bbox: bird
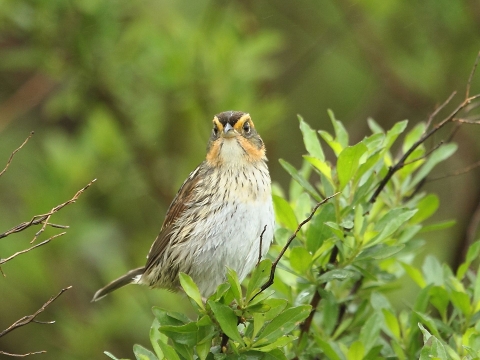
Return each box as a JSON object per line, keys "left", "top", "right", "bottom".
{"left": 92, "top": 111, "right": 274, "bottom": 301}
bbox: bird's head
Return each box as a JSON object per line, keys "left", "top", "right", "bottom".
{"left": 206, "top": 111, "right": 266, "bottom": 166}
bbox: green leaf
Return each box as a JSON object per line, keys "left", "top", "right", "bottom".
{"left": 272, "top": 194, "right": 297, "bottom": 231}
{"left": 315, "top": 337, "right": 342, "bottom": 360}
{"left": 104, "top": 352, "right": 124, "bottom": 360}
{"left": 419, "top": 219, "right": 456, "bottom": 233}
{"left": 133, "top": 344, "right": 159, "bottom": 360}
{"left": 289, "top": 246, "right": 313, "bottom": 274}
{"left": 226, "top": 268, "right": 243, "bottom": 305}
{"left": 367, "top": 118, "right": 384, "bottom": 134}
{"left": 411, "top": 143, "right": 457, "bottom": 188}
{"left": 207, "top": 300, "right": 244, "bottom": 345}
{"left": 306, "top": 203, "right": 336, "bottom": 253}
{"left": 429, "top": 286, "right": 449, "bottom": 318}
{"left": 318, "top": 269, "right": 359, "bottom": 283}
{"left": 401, "top": 263, "right": 426, "bottom": 288}
{"left": 337, "top": 142, "right": 368, "bottom": 190}
{"left": 256, "top": 305, "right": 311, "bottom": 343}
{"left": 410, "top": 194, "right": 439, "bottom": 224}
{"left": 254, "top": 335, "right": 295, "bottom": 352}
{"left": 356, "top": 244, "right": 405, "bottom": 261}
{"left": 304, "top": 155, "right": 332, "bottom": 181}
{"left": 457, "top": 241, "right": 480, "bottom": 280}
{"left": 371, "top": 208, "right": 417, "bottom": 244}
{"left": 299, "top": 115, "right": 324, "bottom": 160}
{"left": 158, "top": 323, "right": 198, "bottom": 346}
{"left": 415, "top": 312, "right": 441, "bottom": 339}
{"left": 179, "top": 273, "right": 205, "bottom": 311}
{"left": 384, "top": 120, "right": 408, "bottom": 150}
{"left": 347, "top": 340, "right": 365, "bottom": 360}
{"left": 279, "top": 159, "right": 322, "bottom": 201}
{"left": 382, "top": 309, "right": 400, "bottom": 340}
{"left": 152, "top": 307, "right": 190, "bottom": 326}
{"left": 319, "top": 130, "right": 343, "bottom": 156}
{"left": 246, "top": 259, "right": 272, "bottom": 301}
{"left": 156, "top": 339, "right": 181, "bottom": 360}
{"left": 474, "top": 264, "right": 480, "bottom": 304}
{"left": 150, "top": 319, "right": 166, "bottom": 359}
{"left": 402, "top": 122, "right": 426, "bottom": 153}
{"left": 422, "top": 255, "right": 444, "bottom": 286}
{"left": 328, "top": 109, "right": 349, "bottom": 148}
{"left": 418, "top": 323, "right": 448, "bottom": 360}
{"left": 450, "top": 290, "right": 471, "bottom": 316}
{"left": 359, "top": 312, "right": 381, "bottom": 353}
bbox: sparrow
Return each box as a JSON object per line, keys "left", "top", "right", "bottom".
{"left": 92, "top": 111, "right": 274, "bottom": 301}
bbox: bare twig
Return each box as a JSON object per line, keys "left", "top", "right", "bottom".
{"left": 0, "top": 350, "right": 47, "bottom": 357}
{"left": 0, "top": 132, "right": 34, "bottom": 178}
{"left": 0, "top": 232, "right": 66, "bottom": 266}
{"left": 258, "top": 192, "right": 340, "bottom": 294}
{"left": 452, "top": 117, "right": 480, "bottom": 124}
{"left": 0, "top": 179, "right": 96, "bottom": 241}
{"left": 257, "top": 225, "right": 267, "bottom": 266}
{"left": 424, "top": 92, "right": 457, "bottom": 133}
{"left": 427, "top": 160, "right": 480, "bottom": 183}
{"left": 0, "top": 286, "right": 72, "bottom": 338}
{"left": 466, "top": 51, "right": 480, "bottom": 100}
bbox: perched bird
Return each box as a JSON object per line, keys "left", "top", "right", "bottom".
{"left": 92, "top": 111, "right": 274, "bottom": 301}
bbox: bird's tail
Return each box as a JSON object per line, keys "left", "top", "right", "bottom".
{"left": 92, "top": 266, "right": 145, "bottom": 302}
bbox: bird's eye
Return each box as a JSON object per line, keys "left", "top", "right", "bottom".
{"left": 243, "top": 122, "right": 251, "bottom": 134}
{"left": 212, "top": 125, "right": 218, "bottom": 137}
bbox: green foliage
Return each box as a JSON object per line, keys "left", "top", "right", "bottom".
{"left": 108, "top": 115, "right": 480, "bottom": 359}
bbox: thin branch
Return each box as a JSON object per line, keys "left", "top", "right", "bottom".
{"left": 427, "top": 160, "right": 480, "bottom": 183}
{"left": 0, "top": 232, "right": 66, "bottom": 266}
{"left": 0, "top": 179, "right": 96, "bottom": 241}
{"left": 0, "top": 132, "right": 34, "bottom": 178}
{"left": 0, "top": 350, "right": 47, "bottom": 357}
{"left": 452, "top": 117, "right": 480, "bottom": 124}
{"left": 401, "top": 141, "right": 444, "bottom": 168}
{"left": 258, "top": 192, "right": 340, "bottom": 294}
{"left": 257, "top": 225, "right": 267, "bottom": 266}
{"left": 424, "top": 92, "right": 457, "bottom": 133}
{"left": 0, "top": 286, "right": 72, "bottom": 338}
{"left": 466, "top": 51, "right": 480, "bottom": 100}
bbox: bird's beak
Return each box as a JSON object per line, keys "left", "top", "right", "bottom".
{"left": 222, "top": 123, "right": 236, "bottom": 138}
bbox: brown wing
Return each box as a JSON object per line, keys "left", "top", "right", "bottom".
{"left": 144, "top": 163, "right": 203, "bottom": 270}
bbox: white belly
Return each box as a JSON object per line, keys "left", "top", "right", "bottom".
{"left": 187, "top": 197, "right": 274, "bottom": 296}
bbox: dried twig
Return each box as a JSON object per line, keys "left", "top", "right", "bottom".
{"left": 0, "top": 286, "right": 72, "bottom": 338}
{"left": 452, "top": 117, "right": 480, "bottom": 124}
{"left": 424, "top": 92, "right": 457, "bottom": 133}
{"left": 466, "top": 51, "right": 480, "bottom": 100}
{"left": 0, "top": 350, "right": 47, "bottom": 357}
{"left": 0, "top": 179, "right": 96, "bottom": 241}
{"left": 0, "top": 232, "right": 66, "bottom": 266}
{"left": 0, "top": 132, "right": 34, "bottom": 178}
{"left": 258, "top": 192, "right": 340, "bottom": 294}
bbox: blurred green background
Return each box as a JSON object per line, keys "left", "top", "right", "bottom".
{"left": 1, "top": 0, "right": 479, "bottom": 358}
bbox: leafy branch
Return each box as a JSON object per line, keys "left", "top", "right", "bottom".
{"left": 369, "top": 52, "right": 480, "bottom": 204}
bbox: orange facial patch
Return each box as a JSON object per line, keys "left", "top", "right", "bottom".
{"left": 237, "top": 136, "right": 265, "bottom": 162}
{"left": 206, "top": 139, "right": 222, "bottom": 166}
